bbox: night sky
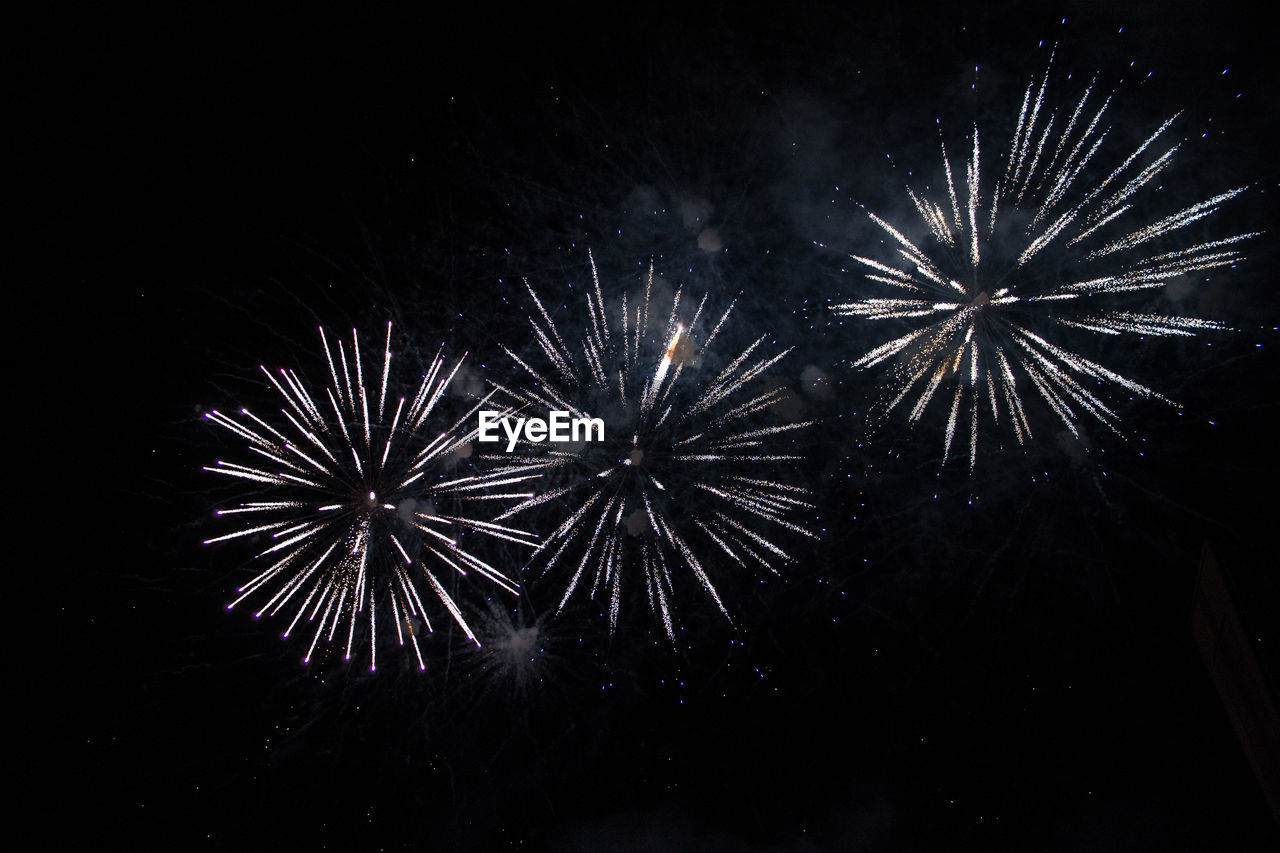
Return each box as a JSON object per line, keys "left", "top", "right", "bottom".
{"left": 47, "top": 1, "right": 1279, "bottom": 850}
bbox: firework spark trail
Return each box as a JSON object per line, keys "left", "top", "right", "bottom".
{"left": 834, "top": 68, "right": 1253, "bottom": 470}
{"left": 493, "top": 253, "right": 816, "bottom": 642}
{"left": 204, "top": 323, "right": 539, "bottom": 671}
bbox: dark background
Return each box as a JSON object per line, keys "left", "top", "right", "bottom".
{"left": 39, "top": 0, "right": 1279, "bottom": 849}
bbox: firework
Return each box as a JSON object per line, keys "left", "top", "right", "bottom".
{"left": 834, "top": 67, "right": 1252, "bottom": 470}
{"left": 203, "top": 323, "right": 539, "bottom": 671}
{"left": 457, "top": 593, "right": 565, "bottom": 704}
{"left": 492, "top": 253, "right": 816, "bottom": 642}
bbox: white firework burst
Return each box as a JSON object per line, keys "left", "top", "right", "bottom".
{"left": 835, "top": 66, "right": 1254, "bottom": 470}
{"left": 492, "top": 253, "right": 816, "bottom": 642}
{"left": 203, "top": 322, "right": 539, "bottom": 671}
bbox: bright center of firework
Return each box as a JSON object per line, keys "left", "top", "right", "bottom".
{"left": 615, "top": 441, "right": 664, "bottom": 482}
{"left": 574, "top": 405, "right": 672, "bottom": 491}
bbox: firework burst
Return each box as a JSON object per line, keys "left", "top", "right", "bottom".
{"left": 834, "top": 66, "right": 1253, "bottom": 470}
{"left": 492, "top": 253, "right": 816, "bottom": 642}
{"left": 203, "top": 323, "right": 539, "bottom": 671}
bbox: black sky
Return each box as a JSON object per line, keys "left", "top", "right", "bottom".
{"left": 41, "top": 1, "right": 1280, "bottom": 850}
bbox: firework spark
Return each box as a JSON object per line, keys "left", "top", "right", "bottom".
{"left": 203, "top": 323, "right": 539, "bottom": 671}
{"left": 492, "top": 253, "right": 816, "bottom": 642}
{"left": 834, "top": 67, "right": 1253, "bottom": 469}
